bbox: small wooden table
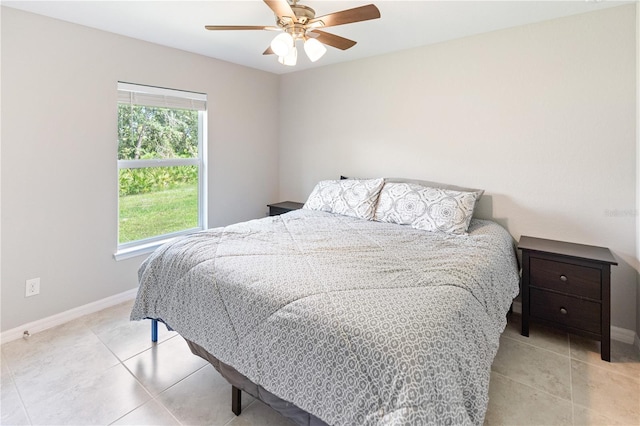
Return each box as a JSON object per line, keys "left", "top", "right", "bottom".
{"left": 267, "top": 201, "right": 304, "bottom": 216}
{"left": 518, "top": 236, "right": 617, "bottom": 361}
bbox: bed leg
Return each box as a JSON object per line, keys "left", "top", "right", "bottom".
{"left": 231, "top": 386, "right": 242, "bottom": 416}
{"left": 151, "top": 319, "right": 158, "bottom": 342}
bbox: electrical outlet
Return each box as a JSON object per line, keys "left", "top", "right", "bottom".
{"left": 25, "top": 278, "right": 40, "bottom": 297}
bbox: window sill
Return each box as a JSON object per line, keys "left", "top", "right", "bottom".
{"left": 113, "top": 238, "right": 174, "bottom": 261}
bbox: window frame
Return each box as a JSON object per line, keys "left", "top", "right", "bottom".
{"left": 114, "top": 82, "right": 207, "bottom": 261}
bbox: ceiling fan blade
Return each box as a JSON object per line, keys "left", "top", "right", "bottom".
{"left": 263, "top": 0, "right": 296, "bottom": 21}
{"left": 205, "top": 25, "right": 280, "bottom": 31}
{"left": 308, "top": 4, "right": 380, "bottom": 28}
{"left": 263, "top": 46, "right": 275, "bottom": 55}
{"left": 311, "top": 30, "right": 357, "bottom": 51}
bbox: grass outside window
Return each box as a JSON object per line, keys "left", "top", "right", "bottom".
{"left": 119, "top": 183, "right": 198, "bottom": 244}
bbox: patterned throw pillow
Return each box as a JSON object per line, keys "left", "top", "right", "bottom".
{"left": 303, "top": 178, "right": 385, "bottom": 221}
{"left": 374, "top": 182, "right": 478, "bottom": 234}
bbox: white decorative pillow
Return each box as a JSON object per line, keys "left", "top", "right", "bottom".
{"left": 374, "top": 182, "right": 478, "bottom": 234}
{"left": 385, "top": 177, "right": 484, "bottom": 203}
{"left": 303, "top": 178, "right": 384, "bottom": 221}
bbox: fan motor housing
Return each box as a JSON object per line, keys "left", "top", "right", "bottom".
{"left": 292, "top": 4, "right": 315, "bottom": 22}
{"left": 277, "top": 4, "right": 315, "bottom": 37}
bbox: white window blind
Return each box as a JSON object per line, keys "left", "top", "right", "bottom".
{"left": 117, "top": 82, "right": 207, "bottom": 111}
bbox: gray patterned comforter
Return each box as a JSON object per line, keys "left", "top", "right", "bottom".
{"left": 131, "top": 209, "right": 519, "bottom": 425}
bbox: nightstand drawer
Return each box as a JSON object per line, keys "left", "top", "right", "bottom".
{"left": 530, "top": 257, "right": 601, "bottom": 300}
{"left": 529, "top": 288, "right": 601, "bottom": 334}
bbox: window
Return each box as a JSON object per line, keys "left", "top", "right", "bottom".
{"left": 115, "top": 82, "right": 207, "bottom": 260}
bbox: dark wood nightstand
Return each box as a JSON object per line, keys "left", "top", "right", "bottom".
{"left": 267, "top": 201, "right": 304, "bottom": 216}
{"left": 518, "top": 236, "right": 617, "bottom": 361}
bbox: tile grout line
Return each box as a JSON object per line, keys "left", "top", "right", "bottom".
{"left": 570, "top": 356, "right": 640, "bottom": 382}
{"left": 570, "top": 401, "right": 624, "bottom": 425}
{"left": 154, "top": 363, "right": 211, "bottom": 426}
{"left": 107, "top": 363, "right": 155, "bottom": 425}
{"left": 222, "top": 398, "right": 259, "bottom": 426}
{"left": 2, "top": 321, "right": 125, "bottom": 425}
{"left": 145, "top": 362, "right": 212, "bottom": 425}
{"left": 87, "top": 312, "right": 155, "bottom": 425}
{"left": 502, "top": 330, "right": 640, "bottom": 382}
{"left": 566, "top": 341, "right": 640, "bottom": 380}
{"left": 1, "top": 346, "right": 35, "bottom": 425}
{"left": 87, "top": 308, "right": 205, "bottom": 426}
{"left": 568, "top": 333, "right": 640, "bottom": 381}
{"left": 567, "top": 356, "right": 640, "bottom": 425}
{"left": 97, "top": 325, "right": 190, "bottom": 426}
{"left": 501, "top": 326, "right": 640, "bottom": 423}
{"left": 4, "top": 303, "right": 209, "bottom": 426}
{"left": 568, "top": 333, "right": 575, "bottom": 426}
{"left": 501, "top": 333, "right": 572, "bottom": 359}
{"left": 490, "top": 370, "right": 574, "bottom": 405}
{"left": 87, "top": 315, "right": 158, "bottom": 426}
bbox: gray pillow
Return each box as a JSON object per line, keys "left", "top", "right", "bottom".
{"left": 374, "top": 182, "right": 478, "bottom": 235}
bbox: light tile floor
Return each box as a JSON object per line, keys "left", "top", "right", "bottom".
{"left": 1, "top": 300, "right": 639, "bottom": 425}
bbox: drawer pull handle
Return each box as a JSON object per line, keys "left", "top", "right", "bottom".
{"left": 560, "top": 307, "right": 568, "bottom": 315}
{"left": 559, "top": 275, "right": 568, "bottom": 282}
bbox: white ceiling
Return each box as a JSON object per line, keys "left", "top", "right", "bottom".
{"left": 1, "top": 1, "right": 630, "bottom": 75}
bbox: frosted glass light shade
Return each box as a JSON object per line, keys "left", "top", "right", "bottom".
{"left": 278, "top": 46, "right": 298, "bottom": 66}
{"left": 304, "top": 38, "right": 327, "bottom": 62}
{"left": 271, "top": 32, "right": 294, "bottom": 57}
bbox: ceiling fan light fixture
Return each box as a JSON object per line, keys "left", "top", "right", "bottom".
{"left": 271, "top": 32, "right": 294, "bottom": 57}
{"left": 304, "top": 37, "right": 327, "bottom": 62}
{"left": 205, "top": 1, "right": 381, "bottom": 67}
{"left": 278, "top": 46, "right": 298, "bottom": 66}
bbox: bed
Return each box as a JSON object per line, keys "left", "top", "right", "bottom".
{"left": 131, "top": 178, "right": 520, "bottom": 425}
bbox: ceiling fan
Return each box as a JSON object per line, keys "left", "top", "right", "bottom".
{"left": 205, "top": 0, "right": 381, "bottom": 66}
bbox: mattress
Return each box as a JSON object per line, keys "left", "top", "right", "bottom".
{"left": 131, "top": 209, "right": 520, "bottom": 425}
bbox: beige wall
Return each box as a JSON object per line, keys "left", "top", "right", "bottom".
{"left": 1, "top": 5, "right": 638, "bottom": 336}
{"left": 0, "top": 7, "right": 279, "bottom": 331}
{"left": 278, "top": 5, "right": 638, "bottom": 331}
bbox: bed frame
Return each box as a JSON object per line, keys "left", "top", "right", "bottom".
{"left": 150, "top": 319, "right": 327, "bottom": 425}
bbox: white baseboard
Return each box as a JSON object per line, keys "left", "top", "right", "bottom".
{"left": 0, "top": 288, "right": 138, "bottom": 344}
{"left": 511, "top": 300, "right": 638, "bottom": 345}
{"left": 611, "top": 326, "right": 637, "bottom": 345}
